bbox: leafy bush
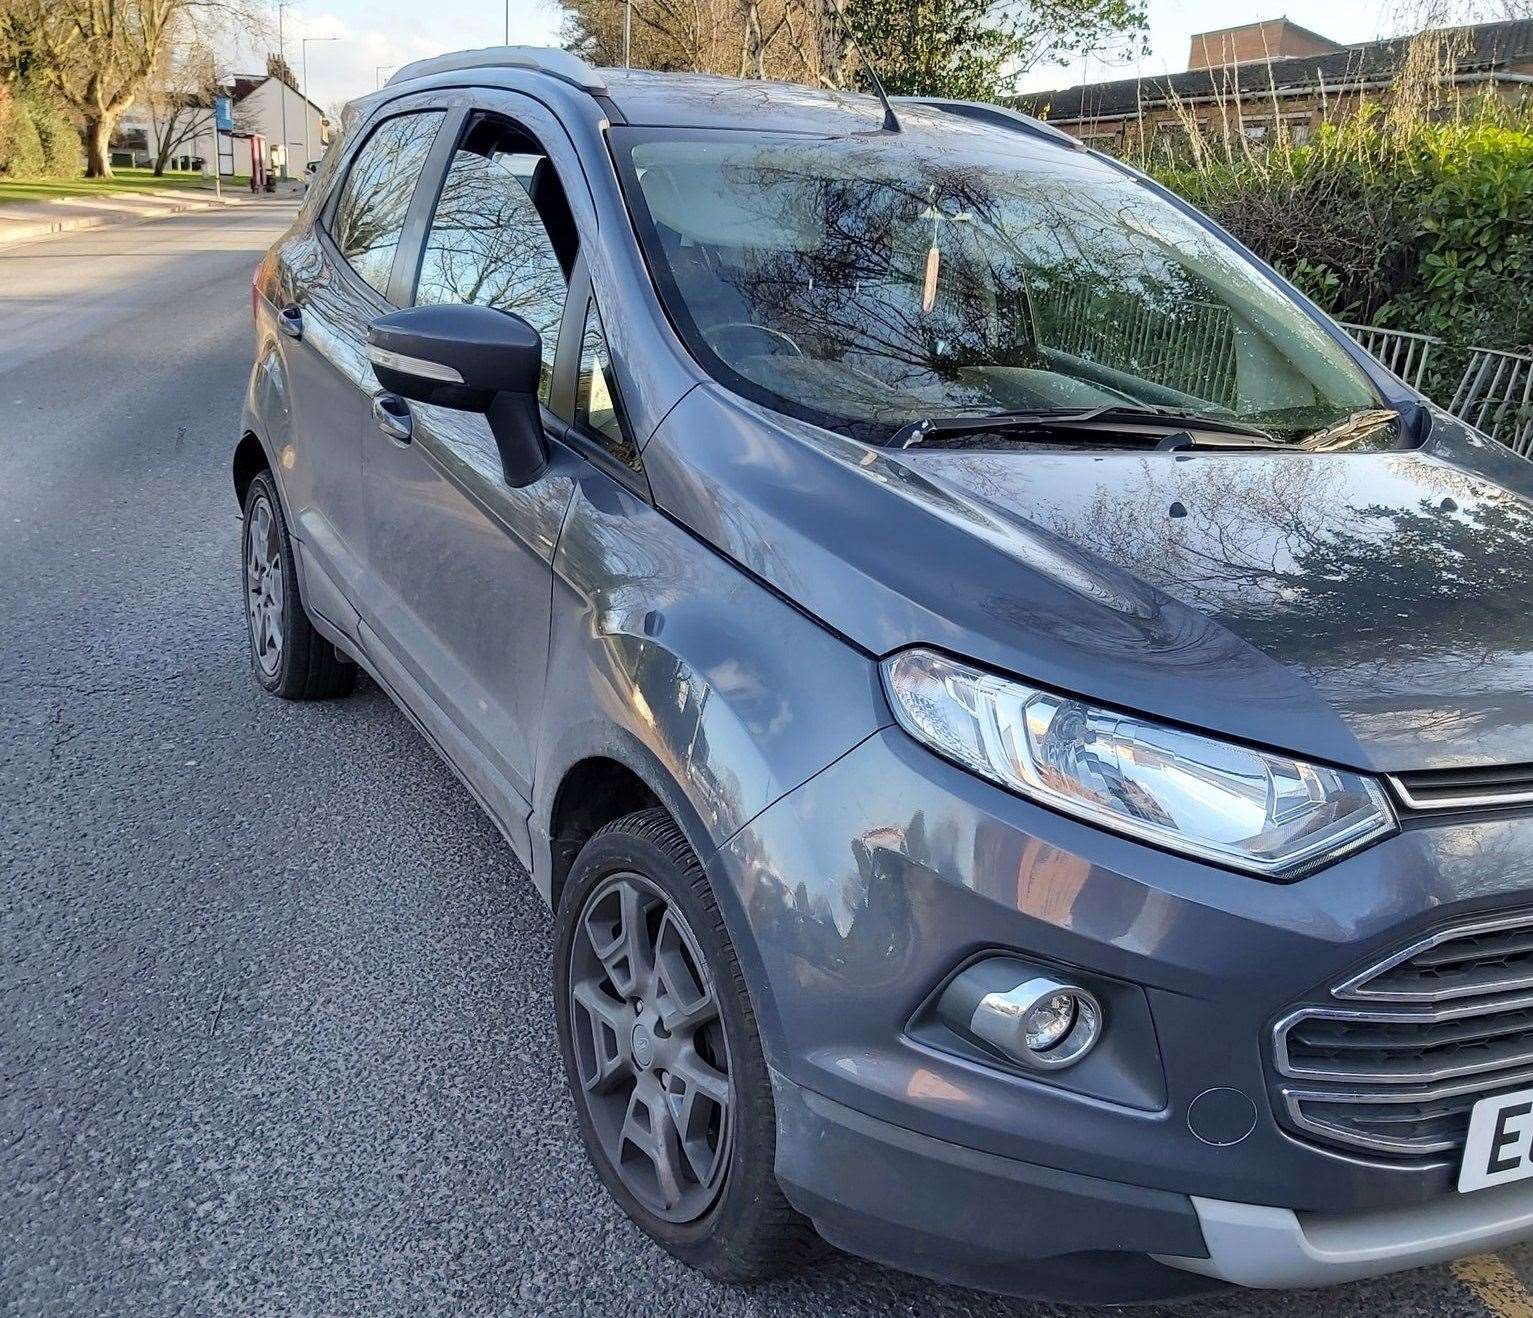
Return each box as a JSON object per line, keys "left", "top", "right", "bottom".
{"left": 1143, "top": 97, "right": 1533, "bottom": 398}
{"left": 27, "top": 94, "right": 81, "bottom": 176}
{"left": 0, "top": 84, "right": 82, "bottom": 177}
{"left": 1, "top": 88, "right": 46, "bottom": 176}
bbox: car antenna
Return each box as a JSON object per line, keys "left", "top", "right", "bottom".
{"left": 864, "top": 61, "right": 902, "bottom": 133}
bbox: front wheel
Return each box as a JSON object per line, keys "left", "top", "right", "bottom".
{"left": 553, "top": 807, "right": 821, "bottom": 1282}
{"left": 241, "top": 469, "right": 355, "bottom": 700}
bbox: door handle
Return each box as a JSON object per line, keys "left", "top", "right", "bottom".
{"left": 277, "top": 304, "right": 303, "bottom": 340}
{"left": 372, "top": 392, "right": 413, "bottom": 442}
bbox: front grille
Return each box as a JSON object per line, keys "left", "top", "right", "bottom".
{"left": 1274, "top": 911, "right": 1533, "bottom": 1158}
{"left": 1390, "top": 764, "right": 1533, "bottom": 812}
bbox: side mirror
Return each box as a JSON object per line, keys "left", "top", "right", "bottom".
{"left": 367, "top": 303, "right": 547, "bottom": 486}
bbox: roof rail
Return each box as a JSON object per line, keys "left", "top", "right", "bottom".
{"left": 892, "top": 96, "right": 1080, "bottom": 149}
{"left": 387, "top": 46, "right": 607, "bottom": 95}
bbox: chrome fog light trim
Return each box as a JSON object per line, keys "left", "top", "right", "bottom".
{"left": 940, "top": 966, "right": 1104, "bottom": 1070}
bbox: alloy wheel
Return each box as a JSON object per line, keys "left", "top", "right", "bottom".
{"left": 567, "top": 872, "right": 735, "bottom": 1224}
{"left": 245, "top": 493, "right": 284, "bottom": 678}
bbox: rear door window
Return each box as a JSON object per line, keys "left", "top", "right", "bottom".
{"left": 329, "top": 111, "right": 444, "bottom": 297}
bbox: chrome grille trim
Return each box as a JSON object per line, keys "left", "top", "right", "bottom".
{"left": 1334, "top": 910, "right": 1533, "bottom": 1003}
{"left": 1389, "top": 770, "right": 1533, "bottom": 812}
{"left": 1272, "top": 909, "right": 1533, "bottom": 1158}
{"left": 1279, "top": 1066, "right": 1533, "bottom": 1157}
{"left": 1274, "top": 997, "right": 1533, "bottom": 1084}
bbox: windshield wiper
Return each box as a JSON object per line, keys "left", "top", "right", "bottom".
{"left": 1300, "top": 407, "right": 1402, "bottom": 451}
{"left": 891, "top": 404, "right": 1284, "bottom": 450}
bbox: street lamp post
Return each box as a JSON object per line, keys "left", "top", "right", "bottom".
{"left": 276, "top": 0, "right": 289, "bottom": 180}
{"left": 301, "top": 36, "right": 337, "bottom": 171}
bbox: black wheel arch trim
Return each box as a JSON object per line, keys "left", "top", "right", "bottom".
{"left": 533, "top": 720, "right": 791, "bottom": 1074}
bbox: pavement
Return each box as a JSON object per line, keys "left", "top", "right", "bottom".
{"left": 0, "top": 180, "right": 304, "bottom": 249}
{"left": 3, "top": 202, "right": 1533, "bottom": 1317}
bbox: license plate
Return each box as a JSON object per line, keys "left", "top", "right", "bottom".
{"left": 1460, "top": 1088, "right": 1533, "bottom": 1192}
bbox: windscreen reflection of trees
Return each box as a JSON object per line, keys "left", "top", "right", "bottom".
{"left": 416, "top": 152, "right": 568, "bottom": 399}
{"left": 667, "top": 151, "right": 1241, "bottom": 423}
{"left": 332, "top": 114, "right": 443, "bottom": 295}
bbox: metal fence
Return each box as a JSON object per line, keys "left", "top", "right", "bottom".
{"left": 1340, "top": 324, "right": 1533, "bottom": 457}
{"left": 1339, "top": 322, "right": 1439, "bottom": 391}
{"left": 1449, "top": 346, "right": 1533, "bottom": 457}
{"left": 1034, "top": 288, "right": 1239, "bottom": 409}
{"left": 1027, "top": 297, "right": 1531, "bottom": 458}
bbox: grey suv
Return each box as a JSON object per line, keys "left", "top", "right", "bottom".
{"left": 236, "top": 46, "right": 1533, "bottom": 1303}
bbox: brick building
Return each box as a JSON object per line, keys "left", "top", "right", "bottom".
{"left": 1016, "top": 17, "right": 1533, "bottom": 153}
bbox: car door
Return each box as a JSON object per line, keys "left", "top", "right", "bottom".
{"left": 275, "top": 97, "right": 454, "bottom": 634}
{"left": 357, "top": 97, "right": 583, "bottom": 823}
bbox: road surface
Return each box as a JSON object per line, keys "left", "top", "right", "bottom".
{"left": 1, "top": 203, "right": 1528, "bottom": 1317}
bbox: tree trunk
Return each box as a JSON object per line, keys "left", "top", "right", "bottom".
{"left": 84, "top": 115, "right": 115, "bottom": 178}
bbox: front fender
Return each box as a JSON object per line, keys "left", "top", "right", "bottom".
{"left": 535, "top": 462, "right": 888, "bottom": 1064}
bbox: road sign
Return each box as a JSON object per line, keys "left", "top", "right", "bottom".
{"left": 213, "top": 95, "right": 233, "bottom": 133}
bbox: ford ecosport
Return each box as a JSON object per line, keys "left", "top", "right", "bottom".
{"left": 235, "top": 46, "right": 1533, "bottom": 1302}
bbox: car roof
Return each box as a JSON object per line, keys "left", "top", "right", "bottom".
{"left": 381, "top": 48, "right": 1078, "bottom": 150}
{"left": 600, "top": 69, "right": 890, "bottom": 133}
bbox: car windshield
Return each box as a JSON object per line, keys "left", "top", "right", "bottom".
{"left": 615, "top": 127, "right": 1381, "bottom": 444}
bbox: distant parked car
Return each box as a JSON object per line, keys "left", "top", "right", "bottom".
{"left": 235, "top": 46, "right": 1533, "bottom": 1304}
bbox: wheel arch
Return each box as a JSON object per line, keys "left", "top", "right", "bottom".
{"left": 232, "top": 429, "right": 274, "bottom": 511}
{"left": 538, "top": 726, "right": 715, "bottom": 917}
{"left": 536, "top": 723, "right": 795, "bottom": 1074}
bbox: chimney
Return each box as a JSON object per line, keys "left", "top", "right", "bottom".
{"left": 1188, "top": 18, "right": 1344, "bottom": 70}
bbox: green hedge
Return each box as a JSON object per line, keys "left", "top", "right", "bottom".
{"left": 1148, "top": 102, "right": 1533, "bottom": 397}
{"left": 0, "top": 84, "right": 81, "bottom": 178}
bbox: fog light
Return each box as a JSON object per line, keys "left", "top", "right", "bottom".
{"left": 937, "top": 963, "right": 1103, "bottom": 1070}
{"left": 1022, "top": 989, "right": 1078, "bottom": 1052}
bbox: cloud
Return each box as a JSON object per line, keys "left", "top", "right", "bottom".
{"left": 225, "top": 0, "right": 566, "bottom": 113}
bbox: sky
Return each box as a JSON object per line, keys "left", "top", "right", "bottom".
{"left": 245, "top": 0, "right": 1422, "bottom": 114}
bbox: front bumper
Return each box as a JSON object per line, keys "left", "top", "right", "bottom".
{"left": 773, "top": 1065, "right": 1533, "bottom": 1299}
{"left": 1161, "top": 1183, "right": 1533, "bottom": 1289}
{"left": 710, "top": 726, "right": 1533, "bottom": 1296}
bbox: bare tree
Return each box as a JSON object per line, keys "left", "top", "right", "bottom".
{"left": 15, "top": 0, "right": 265, "bottom": 178}
{"left": 144, "top": 37, "right": 221, "bottom": 175}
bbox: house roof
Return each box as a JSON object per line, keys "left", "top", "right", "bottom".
{"left": 1017, "top": 17, "right": 1533, "bottom": 123}
{"left": 229, "top": 73, "right": 329, "bottom": 122}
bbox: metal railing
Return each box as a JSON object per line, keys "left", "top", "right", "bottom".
{"left": 1450, "top": 346, "right": 1533, "bottom": 457}
{"left": 1027, "top": 299, "right": 1533, "bottom": 459}
{"left": 1339, "top": 322, "right": 1439, "bottom": 390}
{"left": 1034, "top": 289, "right": 1239, "bottom": 409}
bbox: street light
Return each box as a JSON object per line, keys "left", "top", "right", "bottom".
{"left": 301, "top": 36, "right": 337, "bottom": 171}
{"left": 277, "top": 0, "right": 289, "bottom": 179}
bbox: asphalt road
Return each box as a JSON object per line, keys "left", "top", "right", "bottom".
{"left": 1, "top": 202, "right": 1529, "bottom": 1318}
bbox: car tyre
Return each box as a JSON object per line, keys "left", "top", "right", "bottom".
{"left": 241, "top": 469, "right": 355, "bottom": 700}
{"left": 554, "top": 806, "right": 823, "bottom": 1282}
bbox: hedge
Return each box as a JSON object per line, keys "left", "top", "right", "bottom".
{"left": 0, "top": 84, "right": 82, "bottom": 178}
{"left": 1146, "top": 99, "right": 1533, "bottom": 398}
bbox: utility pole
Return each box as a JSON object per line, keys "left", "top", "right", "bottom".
{"left": 505, "top": 0, "right": 510, "bottom": 44}
{"left": 208, "top": 52, "right": 221, "bottom": 201}
{"left": 624, "top": 0, "right": 632, "bottom": 67}
{"left": 301, "top": 36, "right": 337, "bottom": 171}
{"left": 277, "top": 0, "right": 290, "bottom": 180}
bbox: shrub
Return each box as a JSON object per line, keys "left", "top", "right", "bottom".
{"left": 1140, "top": 95, "right": 1533, "bottom": 399}
{"left": 27, "top": 94, "right": 81, "bottom": 176}
{"left": 1, "top": 89, "right": 46, "bottom": 177}
{"left": 0, "top": 84, "right": 83, "bottom": 178}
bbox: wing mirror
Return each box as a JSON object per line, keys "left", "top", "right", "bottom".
{"left": 367, "top": 303, "right": 547, "bottom": 487}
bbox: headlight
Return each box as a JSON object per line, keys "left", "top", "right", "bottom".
{"left": 882, "top": 648, "right": 1395, "bottom": 879}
